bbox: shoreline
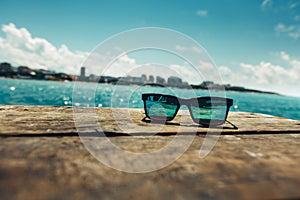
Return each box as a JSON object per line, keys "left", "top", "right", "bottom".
{"left": 1, "top": 76, "right": 281, "bottom": 96}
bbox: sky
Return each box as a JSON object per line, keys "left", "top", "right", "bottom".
{"left": 0, "top": 0, "right": 299, "bottom": 96}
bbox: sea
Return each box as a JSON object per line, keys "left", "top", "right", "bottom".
{"left": 1, "top": 78, "right": 299, "bottom": 120}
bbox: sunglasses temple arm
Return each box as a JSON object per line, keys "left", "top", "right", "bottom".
{"left": 226, "top": 120, "right": 238, "bottom": 130}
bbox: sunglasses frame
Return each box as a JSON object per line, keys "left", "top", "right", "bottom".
{"left": 142, "top": 93, "right": 233, "bottom": 126}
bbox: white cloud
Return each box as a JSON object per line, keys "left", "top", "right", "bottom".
{"left": 118, "top": 53, "right": 136, "bottom": 65}
{"left": 288, "top": 31, "right": 300, "bottom": 39}
{"left": 196, "top": 10, "right": 208, "bottom": 17}
{"left": 0, "top": 23, "right": 214, "bottom": 81}
{"left": 289, "top": 2, "right": 298, "bottom": 9}
{"left": 174, "top": 45, "right": 203, "bottom": 54}
{"left": 0, "top": 23, "right": 142, "bottom": 77}
{"left": 0, "top": 23, "right": 89, "bottom": 75}
{"left": 103, "top": 53, "right": 138, "bottom": 77}
{"left": 294, "top": 15, "right": 300, "bottom": 21}
{"left": 175, "top": 45, "right": 187, "bottom": 51}
{"left": 269, "top": 1, "right": 300, "bottom": 40}
{"left": 275, "top": 23, "right": 295, "bottom": 32}
{"left": 280, "top": 51, "right": 300, "bottom": 71}
{"left": 169, "top": 64, "right": 202, "bottom": 84}
{"left": 261, "top": 0, "right": 272, "bottom": 8}
{"left": 192, "top": 46, "right": 203, "bottom": 54}
{"left": 218, "top": 52, "right": 300, "bottom": 96}
{"left": 275, "top": 23, "right": 300, "bottom": 39}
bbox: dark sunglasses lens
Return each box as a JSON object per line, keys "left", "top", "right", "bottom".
{"left": 191, "top": 99, "right": 229, "bottom": 125}
{"left": 145, "top": 95, "right": 178, "bottom": 120}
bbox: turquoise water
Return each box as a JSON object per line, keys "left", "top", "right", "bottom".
{"left": 1, "top": 78, "right": 300, "bottom": 120}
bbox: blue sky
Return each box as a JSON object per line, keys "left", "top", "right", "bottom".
{"left": 0, "top": 0, "right": 299, "bottom": 96}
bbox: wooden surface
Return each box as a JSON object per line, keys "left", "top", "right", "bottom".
{"left": 0, "top": 105, "right": 300, "bottom": 199}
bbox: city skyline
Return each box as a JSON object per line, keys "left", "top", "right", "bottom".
{"left": 0, "top": 62, "right": 279, "bottom": 95}
{"left": 0, "top": 62, "right": 190, "bottom": 86}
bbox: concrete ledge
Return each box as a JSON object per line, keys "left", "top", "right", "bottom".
{"left": 0, "top": 105, "right": 300, "bottom": 199}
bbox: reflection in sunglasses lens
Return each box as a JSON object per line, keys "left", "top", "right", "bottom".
{"left": 146, "top": 97, "right": 177, "bottom": 119}
{"left": 191, "top": 106, "right": 227, "bottom": 121}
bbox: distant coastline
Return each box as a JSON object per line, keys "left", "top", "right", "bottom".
{"left": 0, "top": 62, "right": 280, "bottom": 96}
{"left": 190, "top": 83, "right": 280, "bottom": 95}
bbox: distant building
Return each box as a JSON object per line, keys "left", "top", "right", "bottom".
{"left": 148, "top": 75, "right": 154, "bottom": 83}
{"left": 131, "top": 76, "right": 143, "bottom": 84}
{"left": 199, "top": 81, "right": 214, "bottom": 89}
{"left": 99, "top": 76, "right": 117, "bottom": 83}
{"left": 156, "top": 76, "right": 165, "bottom": 85}
{"left": 35, "top": 69, "right": 55, "bottom": 80}
{"left": 141, "top": 74, "right": 147, "bottom": 83}
{"left": 167, "top": 76, "right": 182, "bottom": 86}
{"left": 0, "top": 62, "right": 17, "bottom": 77}
{"left": 55, "top": 73, "right": 73, "bottom": 81}
{"left": 78, "top": 66, "right": 86, "bottom": 81}
{"left": 88, "top": 74, "right": 100, "bottom": 82}
{"left": 17, "top": 66, "right": 36, "bottom": 79}
{"left": 118, "top": 76, "right": 143, "bottom": 85}
{"left": 18, "top": 66, "right": 31, "bottom": 74}
{"left": 182, "top": 81, "right": 189, "bottom": 86}
{"left": 80, "top": 66, "right": 85, "bottom": 77}
{"left": 69, "top": 75, "right": 78, "bottom": 81}
{"left": 0, "top": 62, "right": 12, "bottom": 71}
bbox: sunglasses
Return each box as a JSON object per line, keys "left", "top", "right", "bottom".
{"left": 142, "top": 93, "right": 233, "bottom": 126}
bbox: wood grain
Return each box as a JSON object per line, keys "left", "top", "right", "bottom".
{"left": 0, "top": 105, "right": 299, "bottom": 199}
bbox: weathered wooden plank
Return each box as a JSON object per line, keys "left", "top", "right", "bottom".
{"left": 0, "top": 105, "right": 299, "bottom": 135}
{"left": 0, "top": 105, "right": 299, "bottom": 199}
{"left": 0, "top": 134, "right": 300, "bottom": 199}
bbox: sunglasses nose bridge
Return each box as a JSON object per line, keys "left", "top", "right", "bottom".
{"left": 179, "top": 98, "right": 198, "bottom": 107}
{"left": 179, "top": 98, "right": 189, "bottom": 106}
{"left": 177, "top": 98, "right": 198, "bottom": 123}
